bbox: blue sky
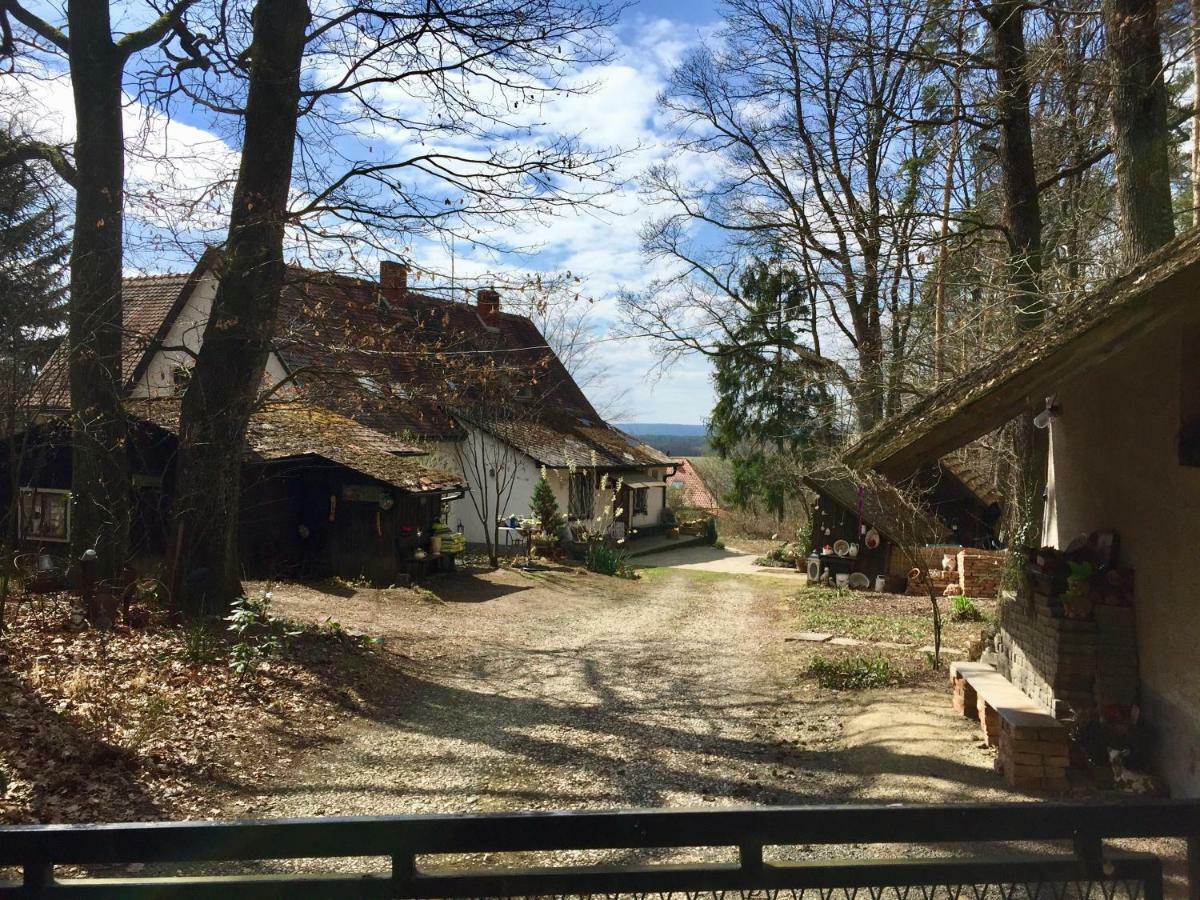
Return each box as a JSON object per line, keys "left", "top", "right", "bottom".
{"left": 13, "top": 0, "right": 727, "bottom": 426}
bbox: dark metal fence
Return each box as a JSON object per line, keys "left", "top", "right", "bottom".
{"left": 2, "top": 800, "right": 1199, "bottom": 900}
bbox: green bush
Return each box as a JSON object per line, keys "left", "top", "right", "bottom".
{"left": 586, "top": 542, "right": 624, "bottom": 577}
{"left": 225, "top": 591, "right": 297, "bottom": 677}
{"left": 807, "top": 654, "right": 896, "bottom": 690}
{"left": 951, "top": 595, "right": 985, "bottom": 622}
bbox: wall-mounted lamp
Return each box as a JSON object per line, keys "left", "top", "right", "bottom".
{"left": 1033, "top": 395, "right": 1062, "bottom": 430}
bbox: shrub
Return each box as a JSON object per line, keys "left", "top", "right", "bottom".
{"left": 951, "top": 596, "right": 984, "bottom": 622}
{"left": 703, "top": 515, "right": 719, "bottom": 545}
{"left": 807, "top": 654, "right": 896, "bottom": 690}
{"left": 585, "top": 542, "right": 625, "bottom": 577}
{"left": 225, "top": 590, "right": 297, "bottom": 677}
{"left": 182, "top": 619, "right": 220, "bottom": 664}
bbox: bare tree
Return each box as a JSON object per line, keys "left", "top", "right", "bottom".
{"left": 0, "top": 0, "right": 197, "bottom": 587}
{"left": 172, "top": 0, "right": 309, "bottom": 613}
{"left": 159, "top": 0, "right": 623, "bottom": 611}
{"left": 620, "top": 0, "right": 937, "bottom": 432}
{"left": 448, "top": 405, "right": 528, "bottom": 569}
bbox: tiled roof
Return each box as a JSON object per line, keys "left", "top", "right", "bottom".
{"left": 35, "top": 272, "right": 195, "bottom": 408}
{"left": 477, "top": 414, "right": 673, "bottom": 468}
{"left": 34, "top": 255, "right": 670, "bottom": 471}
{"left": 273, "top": 267, "right": 671, "bottom": 466}
{"left": 129, "top": 399, "right": 465, "bottom": 494}
{"left": 671, "top": 458, "right": 721, "bottom": 510}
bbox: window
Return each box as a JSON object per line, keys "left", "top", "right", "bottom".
{"left": 568, "top": 472, "right": 594, "bottom": 520}
{"left": 171, "top": 364, "right": 191, "bottom": 394}
{"left": 19, "top": 488, "right": 70, "bottom": 542}
{"left": 671, "top": 479, "right": 685, "bottom": 489}
{"left": 633, "top": 487, "right": 649, "bottom": 516}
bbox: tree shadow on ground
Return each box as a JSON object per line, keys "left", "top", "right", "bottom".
{"left": 421, "top": 573, "right": 535, "bottom": 604}
{"left": 0, "top": 672, "right": 163, "bottom": 824}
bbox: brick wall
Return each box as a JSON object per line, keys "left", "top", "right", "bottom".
{"left": 997, "top": 594, "right": 1139, "bottom": 719}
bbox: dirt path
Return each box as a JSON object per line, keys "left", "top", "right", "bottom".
{"left": 243, "top": 568, "right": 1019, "bottom": 821}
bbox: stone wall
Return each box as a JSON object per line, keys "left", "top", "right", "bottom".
{"left": 997, "top": 595, "right": 1139, "bottom": 719}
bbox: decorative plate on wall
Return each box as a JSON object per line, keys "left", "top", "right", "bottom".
{"left": 864, "top": 528, "right": 881, "bottom": 550}
{"left": 833, "top": 539, "right": 851, "bottom": 557}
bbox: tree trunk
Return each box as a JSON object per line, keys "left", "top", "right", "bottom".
{"left": 989, "top": 0, "right": 1044, "bottom": 329}
{"left": 1193, "top": 0, "right": 1200, "bottom": 227}
{"left": 1104, "top": 0, "right": 1175, "bottom": 260}
{"left": 66, "top": 2, "right": 129, "bottom": 586}
{"left": 985, "top": 0, "right": 1049, "bottom": 544}
{"left": 172, "top": 0, "right": 309, "bottom": 616}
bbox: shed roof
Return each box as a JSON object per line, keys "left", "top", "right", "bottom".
{"left": 803, "top": 469, "right": 951, "bottom": 546}
{"left": 844, "top": 229, "right": 1200, "bottom": 476}
{"left": 129, "top": 399, "right": 465, "bottom": 494}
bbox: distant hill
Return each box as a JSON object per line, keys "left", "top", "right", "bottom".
{"left": 616, "top": 422, "right": 707, "bottom": 437}
{"left": 617, "top": 423, "right": 709, "bottom": 457}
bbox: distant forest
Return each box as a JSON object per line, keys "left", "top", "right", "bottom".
{"left": 617, "top": 423, "right": 710, "bottom": 458}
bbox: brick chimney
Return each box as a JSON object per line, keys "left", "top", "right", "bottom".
{"left": 379, "top": 260, "right": 408, "bottom": 303}
{"left": 477, "top": 287, "right": 500, "bottom": 317}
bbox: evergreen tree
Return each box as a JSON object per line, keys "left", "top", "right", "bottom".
{"left": 529, "top": 468, "right": 564, "bottom": 538}
{"left": 708, "top": 262, "right": 834, "bottom": 521}
{"left": 0, "top": 134, "right": 68, "bottom": 412}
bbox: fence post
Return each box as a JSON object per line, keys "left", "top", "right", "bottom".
{"left": 392, "top": 848, "right": 416, "bottom": 898}
{"left": 1188, "top": 833, "right": 1199, "bottom": 900}
{"left": 23, "top": 858, "right": 51, "bottom": 897}
{"left": 739, "top": 844, "right": 764, "bottom": 874}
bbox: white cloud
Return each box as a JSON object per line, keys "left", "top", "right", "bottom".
{"left": 3, "top": 10, "right": 718, "bottom": 424}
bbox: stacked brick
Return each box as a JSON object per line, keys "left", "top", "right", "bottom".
{"left": 905, "top": 547, "right": 1005, "bottom": 598}
{"left": 1094, "top": 605, "right": 1139, "bottom": 709}
{"left": 957, "top": 549, "right": 1005, "bottom": 598}
{"left": 906, "top": 567, "right": 959, "bottom": 597}
{"left": 950, "top": 662, "right": 1070, "bottom": 793}
{"left": 997, "top": 718, "right": 1070, "bottom": 792}
{"left": 977, "top": 694, "right": 1001, "bottom": 748}
{"left": 997, "top": 548, "right": 1138, "bottom": 721}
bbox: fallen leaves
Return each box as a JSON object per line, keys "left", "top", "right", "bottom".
{"left": 0, "top": 599, "right": 388, "bottom": 825}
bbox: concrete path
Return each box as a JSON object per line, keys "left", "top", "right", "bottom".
{"left": 632, "top": 544, "right": 807, "bottom": 578}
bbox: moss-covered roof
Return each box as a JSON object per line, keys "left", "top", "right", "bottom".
{"left": 845, "top": 228, "right": 1200, "bottom": 476}
{"left": 128, "top": 399, "right": 465, "bottom": 494}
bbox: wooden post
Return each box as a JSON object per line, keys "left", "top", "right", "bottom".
{"left": 1187, "top": 833, "right": 1200, "bottom": 900}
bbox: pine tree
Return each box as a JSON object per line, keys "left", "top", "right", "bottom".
{"left": 0, "top": 134, "right": 68, "bottom": 413}
{"left": 708, "top": 262, "right": 834, "bottom": 521}
{"left": 530, "top": 468, "right": 564, "bottom": 539}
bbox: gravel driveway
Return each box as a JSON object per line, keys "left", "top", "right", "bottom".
{"left": 242, "top": 567, "right": 1019, "bottom": 821}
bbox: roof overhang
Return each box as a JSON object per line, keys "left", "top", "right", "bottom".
{"left": 845, "top": 230, "right": 1200, "bottom": 477}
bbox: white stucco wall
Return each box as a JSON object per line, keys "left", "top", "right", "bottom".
{"left": 130, "top": 269, "right": 295, "bottom": 400}
{"left": 1044, "top": 321, "right": 1200, "bottom": 796}
{"left": 434, "top": 436, "right": 669, "bottom": 546}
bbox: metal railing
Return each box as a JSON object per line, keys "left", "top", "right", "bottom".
{"left": 2, "top": 800, "right": 1198, "bottom": 899}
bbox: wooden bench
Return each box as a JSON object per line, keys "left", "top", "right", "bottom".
{"left": 950, "top": 661, "right": 1070, "bottom": 793}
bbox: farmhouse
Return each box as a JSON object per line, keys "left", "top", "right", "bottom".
{"left": 268, "top": 259, "right": 676, "bottom": 547}
{"left": 844, "top": 228, "right": 1200, "bottom": 795}
{"left": 12, "top": 253, "right": 672, "bottom": 576}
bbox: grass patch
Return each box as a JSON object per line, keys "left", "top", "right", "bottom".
{"left": 633, "top": 566, "right": 741, "bottom": 585}
{"left": 807, "top": 654, "right": 897, "bottom": 690}
{"left": 950, "top": 596, "right": 985, "bottom": 622}
{"left": 795, "top": 586, "right": 928, "bottom": 643}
